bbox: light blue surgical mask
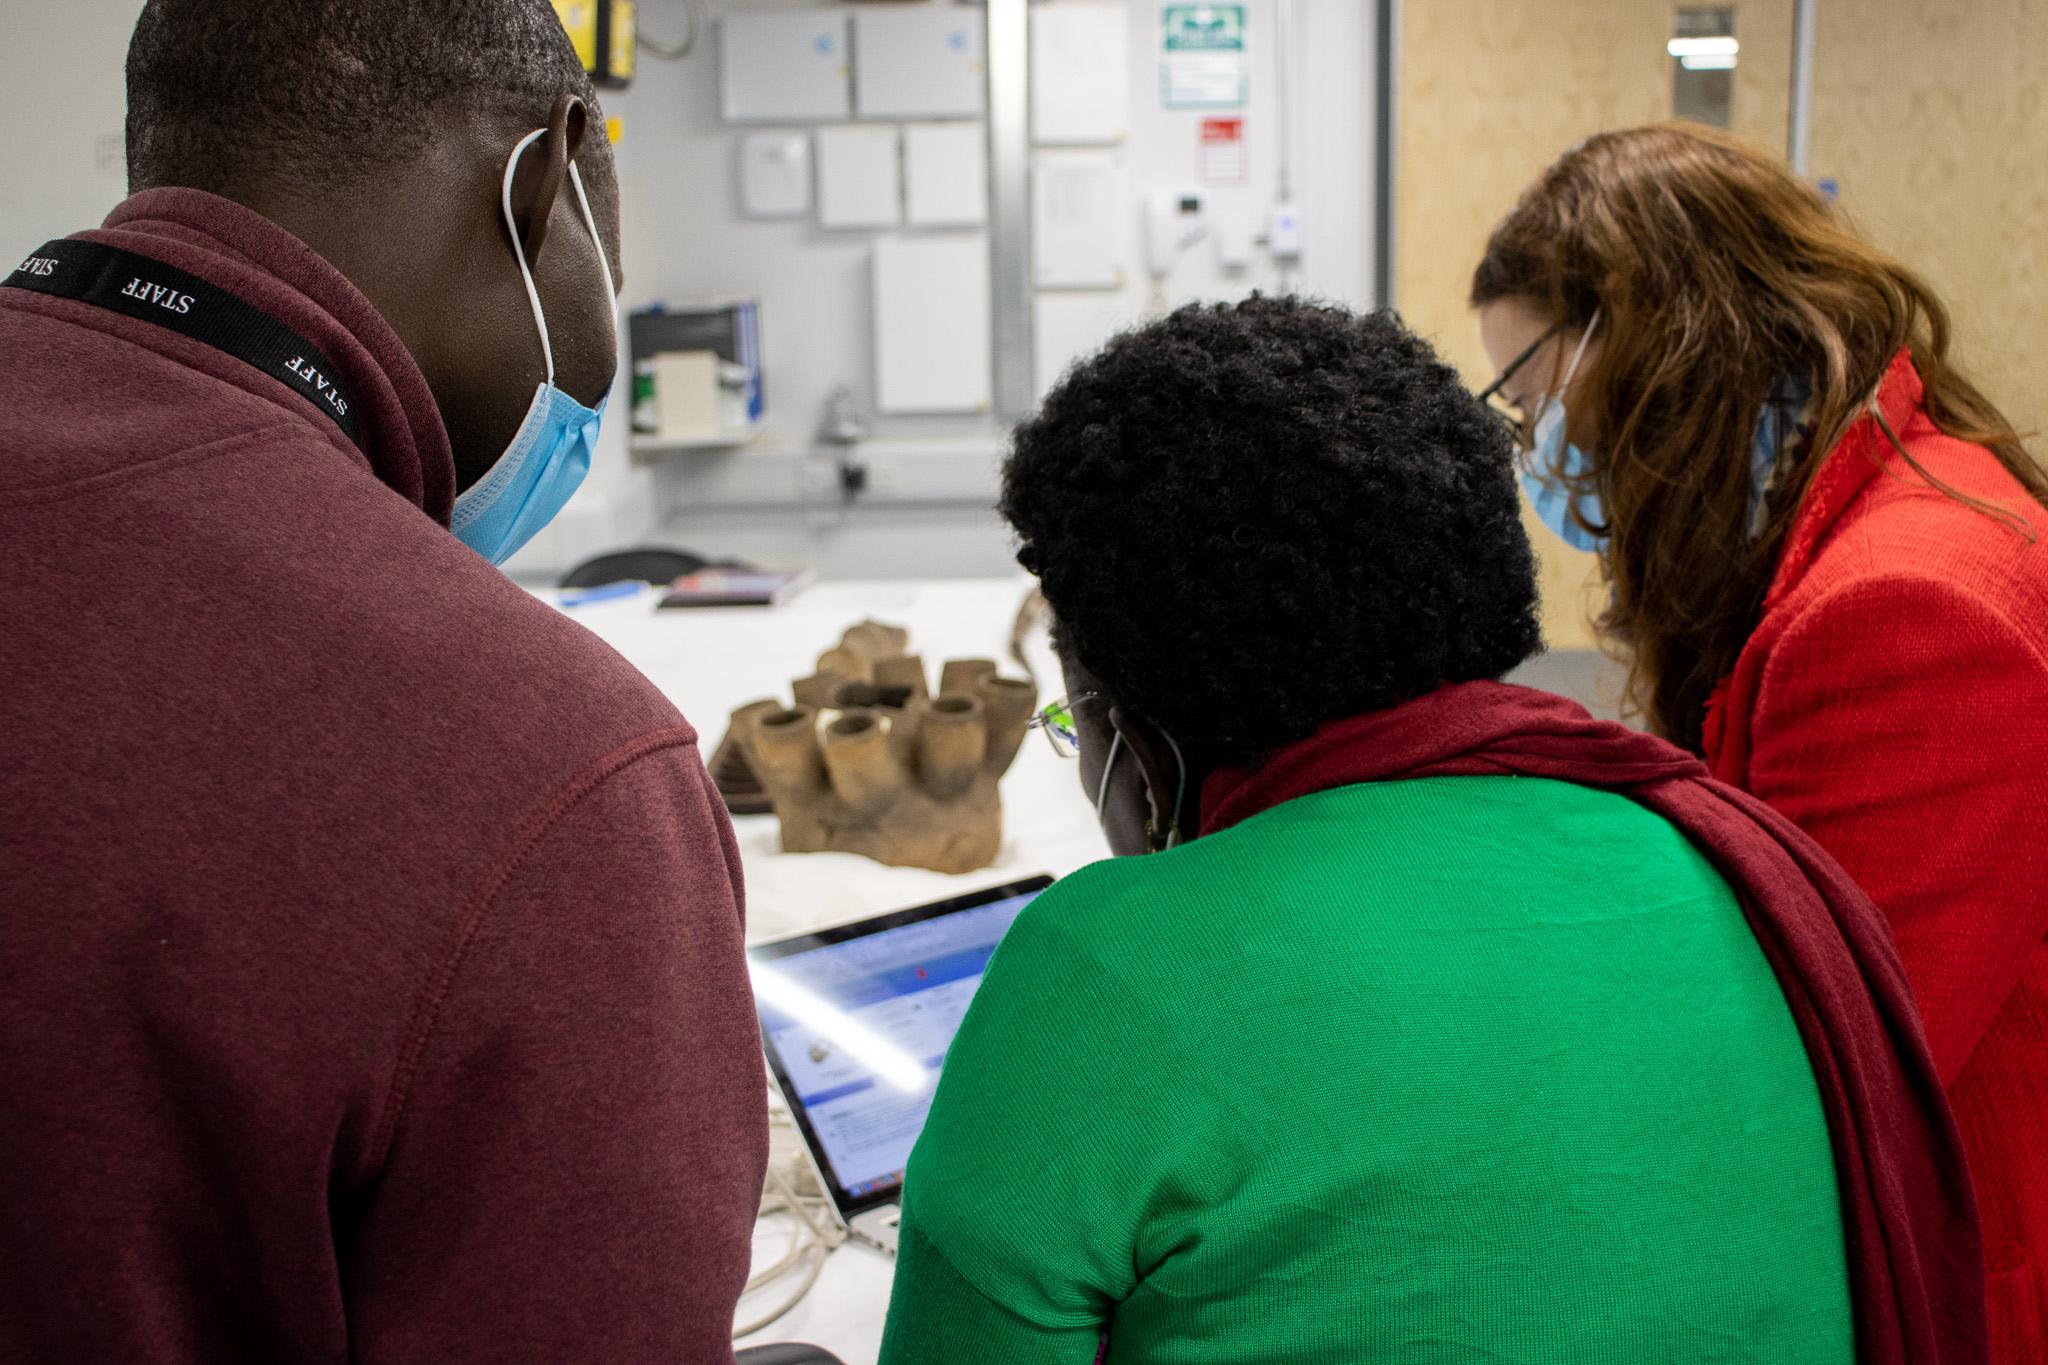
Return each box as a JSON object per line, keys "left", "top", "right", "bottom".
{"left": 1520, "top": 320, "right": 1813, "bottom": 555}
{"left": 450, "top": 128, "right": 617, "bottom": 566}
{"left": 1747, "top": 373, "right": 1815, "bottom": 540}
{"left": 1520, "top": 311, "right": 1604, "bottom": 552}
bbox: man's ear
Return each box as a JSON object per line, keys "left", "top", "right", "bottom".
{"left": 1108, "top": 705, "right": 1198, "bottom": 843}
{"left": 509, "top": 93, "right": 590, "bottom": 262}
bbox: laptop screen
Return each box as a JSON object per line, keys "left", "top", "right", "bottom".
{"left": 750, "top": 878, "right": 1050, "bottom": 1210}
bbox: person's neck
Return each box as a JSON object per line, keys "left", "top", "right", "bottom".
{"left": 235, "top": 168, "right": 484, "bottom": 368}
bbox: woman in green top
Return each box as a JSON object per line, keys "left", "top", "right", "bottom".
{"left": 879, "top": 300, "right": 1981, "bottom": 1365}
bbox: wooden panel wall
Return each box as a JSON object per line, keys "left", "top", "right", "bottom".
{"left": 1808, "top": 0, "right": 2048, "bottom": 448}
{"left": 1395, "top": 0, "right": 1793, "bottom": 649}
{"left": 1394, "top": 1, "right": 1669, "bottom": 378}
{"left": 1730, "top": 0, "right": 1795, "bottom": 154}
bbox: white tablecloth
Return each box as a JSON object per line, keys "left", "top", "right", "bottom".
{"left": 546, "top": 575, "right": 1113, "bottom": 1364}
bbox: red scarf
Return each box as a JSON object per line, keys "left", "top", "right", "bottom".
{"left": 1203, "top": 681, "right": 1986, "bottom": 1365}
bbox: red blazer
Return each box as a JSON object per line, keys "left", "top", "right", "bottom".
{"left": 1706, "top": 352, "right": 2048, "bottom": 1362}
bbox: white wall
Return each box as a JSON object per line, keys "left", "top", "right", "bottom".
{"left": 0, "top": 0, "right": 1377, "bottom": 584}
{"left": 0, "top": 1, "right": 146, "bottom": 258}
{"left": 600, "top": 0, "right": 1376, "bottom": 579}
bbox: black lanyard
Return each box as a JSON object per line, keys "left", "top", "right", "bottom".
{"left": 5, "top": 238, "right": 361, "bottom": 449}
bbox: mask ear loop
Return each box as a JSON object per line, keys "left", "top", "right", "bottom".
{"left": 1523, "top": 306, "right": 1597, "bottom": 499}
{"left": 1154, "top": 729, "right": 1189, "bottom": 852}
{"left": 1094, "top": 720, "right": 1191, "bottom": 853}
{"left": 564, "top": 159, "right": 617, "bottom": 356}
{"left": 1094, "top": 729, "right": 1125, "bottom": 818}
{"left": 1534, "top": 308, "right": 1601, "bottom": 432}
{"left": 501, "top": 129, "right": 556, "bottom": 387}
{"left": 500, "top": 127, "right": 619, "bottom": 388}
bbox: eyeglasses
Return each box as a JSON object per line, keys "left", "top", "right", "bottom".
{"left": 1028, "top": 693, "right": 1101, "bottom": 759}
{"left": 1476, "top": 323, "right": 1559, "bottom": 449}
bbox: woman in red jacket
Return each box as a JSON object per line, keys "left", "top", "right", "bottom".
{"left": 1472, "top": 122, "right": 2048, "bottom": 1360}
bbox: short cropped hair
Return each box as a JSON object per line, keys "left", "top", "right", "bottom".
{"left": 1003, "top": 296, "right": 1542, "bottom": 765}
{"left": 126, "top": 0, "right": 605, "bottom": 194}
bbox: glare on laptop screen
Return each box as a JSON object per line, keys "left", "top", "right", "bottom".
{"left": 752, "top": 890, "right": 1041, "bottom": 1199}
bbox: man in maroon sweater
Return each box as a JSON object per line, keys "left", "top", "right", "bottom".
{"left": 0, "top": 3, "right": 790, "bottom": 1361}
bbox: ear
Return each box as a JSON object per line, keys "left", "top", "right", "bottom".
{"left": 1107, "top": 705, "right": 1202, "bottom": 845}
{"left": 509, "top": 93, "right": 591, "bottom": 262}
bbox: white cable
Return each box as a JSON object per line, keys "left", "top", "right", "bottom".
{"left": 734, "top": 1093, "right": 849, "bottom": 1341}
{"left": 638, "top": 0, "right": 704, "bottom": 60}
{"left": 734, "top": 1242, "right": 828, "bottom": 1339}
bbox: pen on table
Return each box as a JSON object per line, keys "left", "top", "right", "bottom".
{"left": 556, "top": 580, "right": 645, "bottom": 608}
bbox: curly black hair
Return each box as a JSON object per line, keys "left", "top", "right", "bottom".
{"left": 1002, "top": 296, "right": 1542, "bottom": 765}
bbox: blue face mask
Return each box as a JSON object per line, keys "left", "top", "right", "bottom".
{"left": 1747, "top": 373, "right": 1815, "bottom": 541}
{"left": 450, "top": 127, "right": 617, "bottom": 566}
{"left": 1519, "top": 311, "right": 1604, "bottom": 552}
{"left": 1520, "top": 312, "right": 1812, "bottom": 556}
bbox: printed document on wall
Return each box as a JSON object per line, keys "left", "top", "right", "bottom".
{"left": 873, "top": 236, "right": 993, "bottom": 414}
{"left": 1032, "top": 151, "right": 1129, "bottom": 289}
{"left": 1031, "top": 4, "right": 1129, "bottom": 145}
{"left": 1160, "top": 4, "right": 1248, "bottom": 110}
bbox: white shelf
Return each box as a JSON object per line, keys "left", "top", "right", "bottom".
{"left": 630, "top": 428, "right": 761, "bottom": 456}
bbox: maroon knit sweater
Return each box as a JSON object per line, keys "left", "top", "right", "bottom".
{"left": 0, "top": 190, "right": 767, "bottom": 1363}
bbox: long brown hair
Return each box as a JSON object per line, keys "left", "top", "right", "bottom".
{"left": 1471, "top": 122, "right": 2046, "bottom": 750}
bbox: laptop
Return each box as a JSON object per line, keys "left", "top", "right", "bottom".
{"left": 748, "top": 875, "right": 1055, "bottom": 1254}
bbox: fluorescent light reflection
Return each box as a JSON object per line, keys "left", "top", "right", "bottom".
{"left": 751, "top": 961, "right": 932, "bottom": 1093}
{"left": 1668, "top": 35, "right": 1740, "bottom": 57}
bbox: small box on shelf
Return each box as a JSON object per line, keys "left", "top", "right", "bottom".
{"left": 627, "top": 301, "right": 764, "bottom": 456}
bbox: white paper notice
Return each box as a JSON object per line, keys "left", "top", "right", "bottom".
{"left": 1160, "top": 4, "right": 1248, "bottom": 110}
{"left": 1031, "top": 151, "right": 1129, "bottom": 289}
{"left": 1198, "top": 116, "right": 1246, "bottom": 184}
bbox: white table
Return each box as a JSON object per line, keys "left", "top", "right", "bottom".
{"left": 547, "top": 576, "right": 1113, "bottom": 1364}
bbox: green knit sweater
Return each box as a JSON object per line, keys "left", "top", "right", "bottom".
{"left": 879, "top": 776, "right": 1853, "bottom": 1364}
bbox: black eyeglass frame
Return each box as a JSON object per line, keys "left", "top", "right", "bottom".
{"left": 1475, "top": 322, "right": 1562, "bottom": 404}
